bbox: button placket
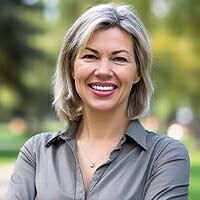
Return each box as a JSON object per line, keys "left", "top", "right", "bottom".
{"left": 65, "top": 139, "right": 86, "bottom": 200}
{"left": 86, "top": 166, "right": 106, "bottom": 198}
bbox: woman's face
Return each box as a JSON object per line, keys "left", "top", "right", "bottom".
{"left": 73, "top": 27, "right": 140, "bottom": 114}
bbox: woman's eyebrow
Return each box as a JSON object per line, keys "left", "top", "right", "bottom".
{"left": 112, "top": 50, "right": 130, "bottom": 55}
{"left": 85, "top": 47, "right": 98, "bottom": 54}
{"left": 85, "top": 47, "right": 130, "bottom": 55}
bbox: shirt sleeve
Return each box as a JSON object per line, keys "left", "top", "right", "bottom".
{"left": 5, "top": 136, "right": 36, "bottom": 200}
{"left": 143, "top": 138, "right": 190, "bottom": 200}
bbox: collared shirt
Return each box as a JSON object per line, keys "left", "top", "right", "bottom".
{"left": 6, "top": 119, "right": 190, "bottom": 200}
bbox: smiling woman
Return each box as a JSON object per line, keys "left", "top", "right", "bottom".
{"left": 6, "top": 3, "right": 190, "bottom": 200}
{"left": 54, "top": 4, "right": 153, "bottom": 123}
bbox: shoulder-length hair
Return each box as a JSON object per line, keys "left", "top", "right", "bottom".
{"left": 53, "top": 3, "right": 154, "bottom": 123}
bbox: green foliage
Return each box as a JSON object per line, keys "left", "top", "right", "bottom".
{"left": 0, "top": 1, "right": 54, "bottom": 122}
{"left": 166, "top": 0, "right": 200, "bottom": 37}
{"left": 0, "top": 0, "right": 44, "bottom": 94}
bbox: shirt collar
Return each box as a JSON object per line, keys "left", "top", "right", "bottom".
{"left": 45, "top": 119, "right": 148, "bottom": 150}
{"left": 45, "top": 120, "right": 79, "bottom": 147}
{"left": 125, "top": 119, "right": 147, "bottom": 150}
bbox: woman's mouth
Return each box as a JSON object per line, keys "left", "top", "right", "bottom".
{"left": 90, "top": 85, "right": 115, "bottom": 91}
{"left": 88, "top": 83, "right": 117, "bottom": 97}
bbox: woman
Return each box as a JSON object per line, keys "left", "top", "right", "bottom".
{"left": 6, "top": 3, "right": 190, "bottom": 200}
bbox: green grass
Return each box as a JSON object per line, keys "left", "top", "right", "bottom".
{"left": 0, "top": 122, "right": 200, "bottom": 199}
{"left": 189, "top": 151, "right": 200, "bottom": 200}
{"left": 0, "top": 133, "right": 28, "bottom": 165}
{"left": 0, "top": 122, "right": 30, "bottom": 165}
{"left": 0, "top": 121, "right": 62, "bottom": 165}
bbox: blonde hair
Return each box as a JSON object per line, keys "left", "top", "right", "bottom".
{"left": 53, "top": 3, "right": 154, "bottom": 123}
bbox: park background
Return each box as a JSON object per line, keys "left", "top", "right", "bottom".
{"left": 0, "top": 0, "right": 199, "bottom": 199}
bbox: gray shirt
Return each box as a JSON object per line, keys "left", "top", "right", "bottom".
{"left": 6, "top": 119, "right": 190, "bottom": 200}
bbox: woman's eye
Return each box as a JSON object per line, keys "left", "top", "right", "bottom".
{"left": 113, "top": 57, "right": 128, "bottom": 63}
{"left": 82, "top": 54, "right": 97, "bottom": 60}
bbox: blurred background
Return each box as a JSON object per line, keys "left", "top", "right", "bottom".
{"left": 0, "top": 0, "right": 199, "bottom": 199}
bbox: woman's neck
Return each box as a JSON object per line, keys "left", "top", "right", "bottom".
{"left": 77, "top": 108, "right": 129, "bottom": 144}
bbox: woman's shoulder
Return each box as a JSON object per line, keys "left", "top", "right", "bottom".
{"left": 21, "top": 131, "right": 59, "bottom": 152}
{"left": 146, "top": 130, "right": 189, "bottom": 160}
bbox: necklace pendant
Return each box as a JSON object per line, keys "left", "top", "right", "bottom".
{"left": 90, "top": 163, "right": 95, "bottom": 168}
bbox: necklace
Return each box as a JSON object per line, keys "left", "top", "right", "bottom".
{"left": 78, "top": 140, "right": 113, "bottom": 168}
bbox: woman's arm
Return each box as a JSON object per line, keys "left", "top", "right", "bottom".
{"left": 143, "top": 139, "right": 190, "bottom": 200}
{"left": 5, "top": 137, "right": 36, "bottom": 200}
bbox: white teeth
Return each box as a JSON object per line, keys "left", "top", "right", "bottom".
{"left": 91, "top": 85, "right": 115, "bottom": 91}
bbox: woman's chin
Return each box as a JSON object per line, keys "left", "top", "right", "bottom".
{"left": 88, "top": 103, "right": 117, "bottom": 113}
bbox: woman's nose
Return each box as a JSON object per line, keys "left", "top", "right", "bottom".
{"left": 94, "top": 59, "right": 113, "bottom": 78}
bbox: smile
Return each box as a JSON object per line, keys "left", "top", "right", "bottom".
{"left": 88, "top": 83, "right": 117, "bottom": 92}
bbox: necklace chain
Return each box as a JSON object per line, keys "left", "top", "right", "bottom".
{"left": 78, "top": 140, "right": 113, "bottom": 168}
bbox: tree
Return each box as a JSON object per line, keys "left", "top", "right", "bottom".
{"left": 0, "top": 0, "right": 50, "bottom": 124}
{"left": 0, "top": 1, "right": 43, "bottom": 93}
